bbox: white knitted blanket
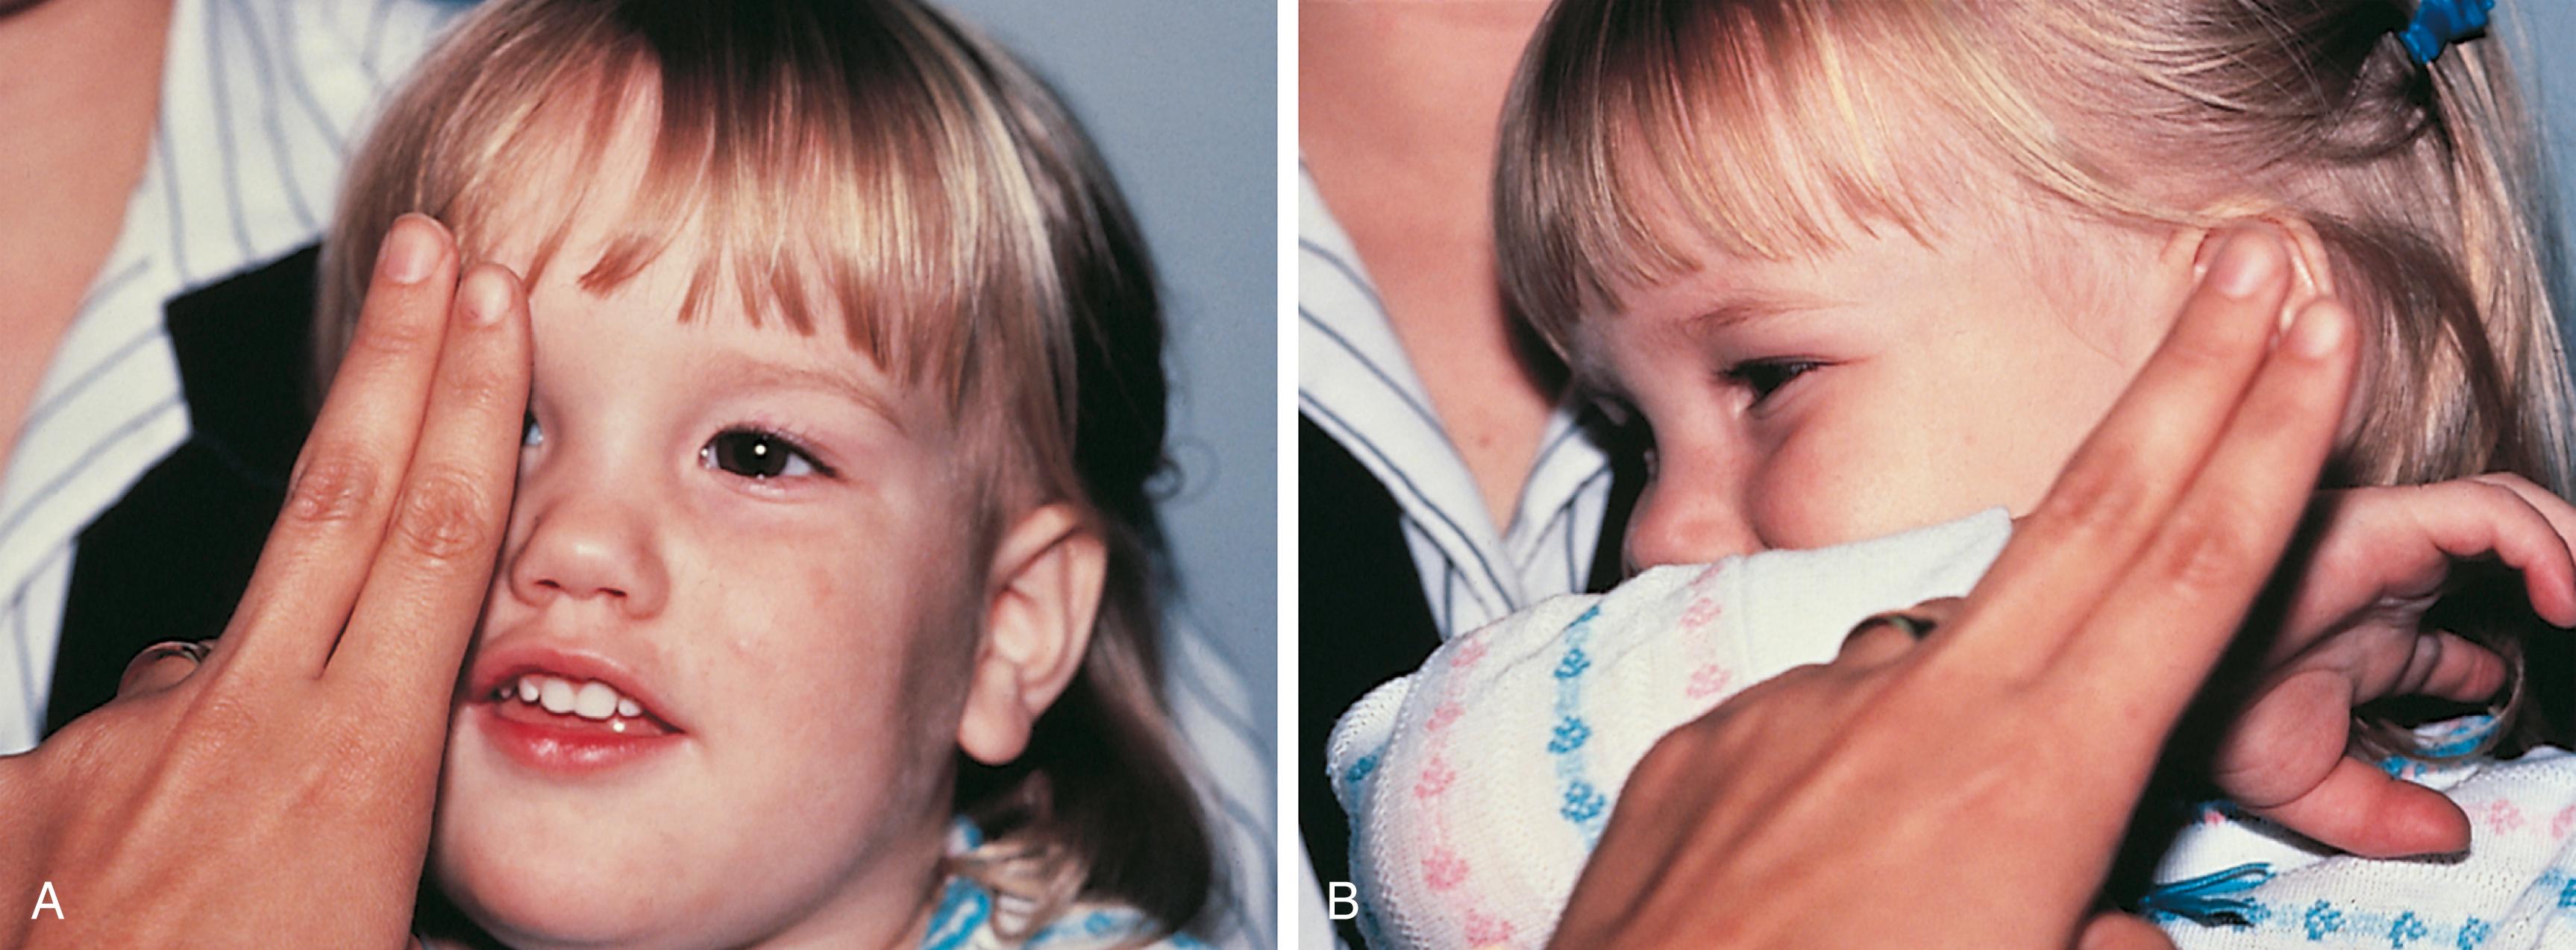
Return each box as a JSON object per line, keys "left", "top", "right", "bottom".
{"left": 1327, "top": 510, "right": 2576, "bottom": 949}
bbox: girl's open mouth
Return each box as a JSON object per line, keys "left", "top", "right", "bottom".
{"left": 486, "top": 673, "right": 677, "bottom": 737}
{"left": 466, "top": 655, "right": 689, "bottom": 775}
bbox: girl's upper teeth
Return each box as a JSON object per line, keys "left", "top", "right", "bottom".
{"left": 503, "top": 673, "right": 649, "bottom": 723}
{"left": 539, "top": 678, "right": 576, "bottom": 714}
{"left": 574, "top": 681, "right": 618, "bottom": 718}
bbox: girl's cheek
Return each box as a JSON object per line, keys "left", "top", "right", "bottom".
{"left": 1743, "top": 465, "right": 1815, "bottom": 551}
{"left": 1736, "top": 432, "right": 1808, "bottom": 552}
{"left": 1749, "top": 428, "right": 1884, "bottom": 552}
{"left": 1745, "top": 423, "right": 1822, "bottom": 545}
{"left": 800, "top": 562, "right": 841, "bottom": 612}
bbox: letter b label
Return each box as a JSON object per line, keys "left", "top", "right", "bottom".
{"left": 1327, "top": 881, "right": 1358, "bottom": 920}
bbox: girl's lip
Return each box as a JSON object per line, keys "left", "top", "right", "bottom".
{"left": 468, "top": 703, "right": 686, "bottom": 775}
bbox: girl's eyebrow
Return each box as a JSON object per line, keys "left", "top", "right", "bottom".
{"left": 1567, "top": 288, "right": 1833, "bottom": 403}
{"left": 708, "top": 354, "right": 911, "bottom": 436}
{"left": 1681, "top": 293, "right": 1827, "bottom": 336}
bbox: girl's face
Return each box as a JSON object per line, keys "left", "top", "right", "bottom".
{"left": 430, "top": 161, "right": 987, "bottom": 947}
{"left": 1585, "top": 207, "right": 2197, "bottom": 569}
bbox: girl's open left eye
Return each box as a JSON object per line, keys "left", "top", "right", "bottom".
{"left": 700, "top": 427, "right": 832, "bottom": 480}
{"left": 521, "top": 412, "right": 544, "bottom": 448}
{"left": 1724, "top": 359, "right": 1823, "bottom": 406}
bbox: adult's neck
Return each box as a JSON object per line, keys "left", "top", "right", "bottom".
{"left": 0, "top": 0, "right": 171, "bottom": 196}
{"left": 1300, "top": 1, "right": 1548, "bottom": 183}
{"left": 0, "top": 0, "right": 172, "bottom": 478}
{"left": 1302, "top": 1, "right": 1564, "bottom": 532}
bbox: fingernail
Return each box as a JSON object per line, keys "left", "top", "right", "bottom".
{"left": 462, "top": 267, "right": 513, "bottom": 326}
{"left": 2205, "top": 231, "right": 2278, "bottom": 298}
{"left": 380, "top": 216, "right": 439, "bottom": 285}
{"left": 2287, "top": 301, "right": 2346, "bottom": 358}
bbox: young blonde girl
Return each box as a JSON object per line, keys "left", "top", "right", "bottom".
{"left": 1332, "top": 0, "right": 2576, "bottom": 946}
{"left": 313, "top": 0, "right": 1215, "bottom": 946}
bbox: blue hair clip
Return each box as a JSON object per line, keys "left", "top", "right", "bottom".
{"left": 2398, "top": 0, "right": 2495, "bottom": 65}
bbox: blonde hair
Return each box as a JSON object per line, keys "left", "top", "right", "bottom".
{"left": 319, "top": 0, "right": 1213, "bottom": 937}
{"left": 1497, "top": 0, "right": 2576, "bottom": 750}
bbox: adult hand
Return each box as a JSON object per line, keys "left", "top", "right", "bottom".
{"left": 1546, "top": 230, "right": 2357, "bottom": 950}
{"left": 0, "top": 214, "right": 530, "bottom": 949}
{"left": 2210, "top": 474, "right": 2576, "bottom": 857}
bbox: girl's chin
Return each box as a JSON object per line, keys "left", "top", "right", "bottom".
{"left": 427, "top": 799, "right": 723, "bottom": 948}
{"left": 434, "top": 847, "right": 666, "bottom": 949}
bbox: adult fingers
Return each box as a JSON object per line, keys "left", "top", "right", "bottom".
{"left": 2075, "top": 912, "right": 2177, "bottom": 950}
{"left": 2212, "top": 667, "right": 2354, "bottom": 809}
{"left": 2211, "top": 618, "right": 2501, "bottom": 857}
{"left": 1949, "top": 230, "right": 2294, "bottom": 665}
{"left": 2389, "top": 630, "right": 2514, "bottom": 706}
{"left": 216, "top": 215, "right": 460, "bottom": 679}
{"left": 2363, "top": 479, "right": 2576, "bottom": 628}
{"left": 2465, "top": 474, "right": 2576, "bottom": 626}
{"left": 2473, "top": 473, "right": 2576, "bottom": 544}
{"left": 2280, "top": 482, "right": 2575, "bottom": 649}
{"left": 2243, "top": 755, "right": 2472, "bottom": 858}
{"left": 2062, "top": 298, "right": 2357, "bottom": 736}
{"left": 330, "top": 263, "right": 531, "bottom": 709}
{"left": 2212, "top": 664, "right": 2483, "bottom": 857}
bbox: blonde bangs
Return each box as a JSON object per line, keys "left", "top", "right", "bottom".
{"left": 1497, "top": 0, "right": 2137, "bottom": 351}
{"left": 321, "top": 0, "right": 1068, "bottom": 415}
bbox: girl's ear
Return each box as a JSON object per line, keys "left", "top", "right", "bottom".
{"left": 2162, "top": 209, "right": 2373, "bottom": 441}
{"left": 956, "top": 503, "right": 1106, "bottom": 766}
{"left": 2164, "top": 210, "right": 2340, "bottom": 328}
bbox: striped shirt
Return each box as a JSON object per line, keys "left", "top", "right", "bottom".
{"left": 1298, "top": 164, "right": 1620, "bottom": 949}
{"left": 0, "top": 0, "right": 470, "bottom": 755}
{"left": 1297, "top": 166, "right": 1617, "bottom": 644}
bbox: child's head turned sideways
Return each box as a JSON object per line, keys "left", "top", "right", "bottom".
{"left": 317, "top": 1, "right": 1212, "bottom": 946}
{"left": 1497, "top": 0, "right": 2574, "bottom": 743}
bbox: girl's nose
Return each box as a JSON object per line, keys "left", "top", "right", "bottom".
{"left": 503, "top": 488, "right": 670, "bottom": 618}
{"left": 1623, "top": 473, "right": 1761, "bottom": 571}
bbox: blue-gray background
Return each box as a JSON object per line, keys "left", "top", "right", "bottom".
{"left": 934, "top": 2, "right": 1276, "bottom": 767}
{"left": 2508, "top": 5, "right": 2576, "bottom": 342}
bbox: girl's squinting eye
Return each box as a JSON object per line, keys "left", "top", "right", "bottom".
{"left": 1724, "top": 359, "right": 1821, "bottom": 406}
{"left": 700, "top": 427, "right": 831, "bottom": 480}
{"left": 521, "top": 412, "right": 544, "bottom": 448}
